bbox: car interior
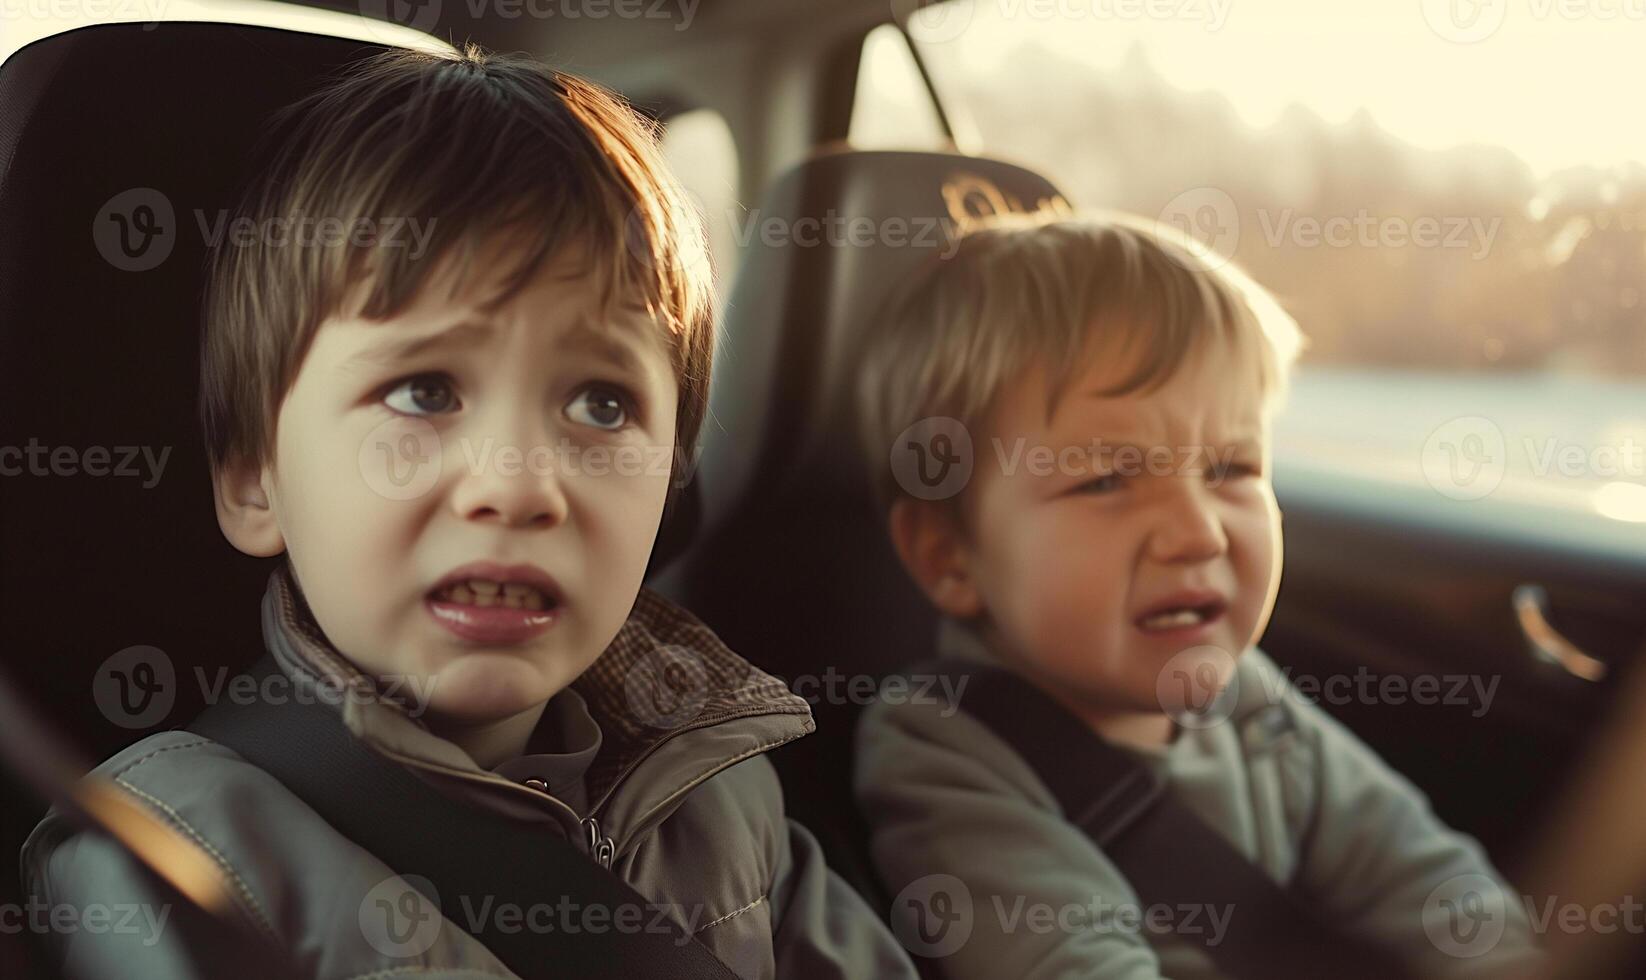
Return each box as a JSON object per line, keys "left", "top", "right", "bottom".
{"left": 5, "top": 1, "right": 1646, "bottom": 977}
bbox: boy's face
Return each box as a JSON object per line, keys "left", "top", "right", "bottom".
{"left": 944, "top": 338, "right": 1282, "bottom": 719}
{"left": 239, "top": 243, "right": 679, "bottom": 724}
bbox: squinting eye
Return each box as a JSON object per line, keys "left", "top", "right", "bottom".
{"left": 565, "top": 385, "right": 629, "bottom": 431}
{"left": 383, "top": 374, "right": 458, "bottom": 416}
{"left": 1073, "top": 473, "right": 1123, "bottom": 495}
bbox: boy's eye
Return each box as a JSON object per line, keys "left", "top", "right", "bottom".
{"left": 383, "top": 374, "right": 459, "bottom": 416}
{"left": 565, "top": 384, "right": 630, "bottom": 431}
{"left": 1216, "top": 460, "right": 1263, "bottom": 481}
{"left": 1072, "top": 473, "right": 1123, "bottom": 495}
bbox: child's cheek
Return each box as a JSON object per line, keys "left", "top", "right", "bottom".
{"left": 1016, "top": 513, "right": 1113, "bottom": 670}
{"left": 1229, "top": 488, "right": 1284, "bottom": 648}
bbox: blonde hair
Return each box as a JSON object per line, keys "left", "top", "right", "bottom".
{"left": 857, "top": 210, "right": 1304, "bottom": 508}
{"left": 199, "top": 45, "right": 713, "bottom": 487}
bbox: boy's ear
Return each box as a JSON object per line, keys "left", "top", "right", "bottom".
{"left": 887, "top": 497, "right": 984, "bottom": 620}
{"left": 211, "top": 455, "right": 285, "bottom": 558}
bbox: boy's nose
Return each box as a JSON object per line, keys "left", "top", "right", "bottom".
{"left": 1147, "top": 485, "right": 1229, "bottom": 564}
{"left": 448, "top": 443, "right": 571, "bottom": 529}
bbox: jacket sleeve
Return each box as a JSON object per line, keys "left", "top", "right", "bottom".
{"left": 853, "top": 698, "right": 1182, "bottom": 980}
{"left": 21, "top": 813, "right": 238, "bottom": 980}
{"left": 764, "top": 787, "right": 922, "bottom": 978}
{"left": 1283, "top": 681, "right": 1546, "bottom": 978}
{"left": 19, "top": 732, "right": 522, "bottom": 980}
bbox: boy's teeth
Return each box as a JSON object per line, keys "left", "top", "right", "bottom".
{"left": 436, "top": 578, "right": 550, "bottom": 609}
{"left": 1141, "top": 608, "right": 1205, "bottom": 631}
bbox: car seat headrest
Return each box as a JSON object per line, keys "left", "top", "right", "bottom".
{"left": 0, "top": 22, "right": 396, "bottom": 750}
{"left": 690, "top": 148, "right": 1068, "bottom": 545}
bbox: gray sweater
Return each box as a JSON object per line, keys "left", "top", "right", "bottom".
{"left": 854, "top": 618, "right": 1544, "bottom": 979}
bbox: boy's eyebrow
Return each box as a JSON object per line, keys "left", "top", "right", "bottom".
{"left": 558, "top": 318, "right": 649, "bottom": 377}
{"left": 1055, "top": 432, "right": 1266, "bottom": 456}
{"left": 346, "top": 319, "right": 497, "bottom": 369}
{"left": 342, "top": 316, "right": 650, "bottom": 376}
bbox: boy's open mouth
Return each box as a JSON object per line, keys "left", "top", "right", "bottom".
{"left": 1133, "top": 592, "right": 1228, "bottom": 635}
{"left": 424, "top": 562, "right": 564, "bottom": 645}
{"left": 429, "top": 578, "right": 556, "bottom": 610}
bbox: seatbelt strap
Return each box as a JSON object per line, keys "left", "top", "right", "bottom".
{"left": 189, "top": 656, "right": 741, "bottom": 980}
{"left": 920, "top": 662, "right": 1417, "bottom": 980}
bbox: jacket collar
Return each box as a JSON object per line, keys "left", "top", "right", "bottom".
{"left": 259, "top": 560, "right": 813, "bottom": 837}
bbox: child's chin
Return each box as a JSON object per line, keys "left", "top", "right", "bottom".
{"left": 423, "top": 654, "right": 555, "bottom": 721}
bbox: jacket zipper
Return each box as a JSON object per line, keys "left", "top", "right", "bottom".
{"left": 373, "top": 714, "right": 802, "bottom": 869}
{"left": 585, "top": 711, "right": 811, "bottom": 858}
{"left": 582, "top": 815, "right": 615, "bottom": 870}
{"left": 519, "top": 777, "right": 613, "bottom": 869}
{"left": 275, "top": 579, "right": 784, "bottom": 872}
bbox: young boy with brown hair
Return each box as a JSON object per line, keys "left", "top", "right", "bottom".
{"left": 24, "top": 45, "right": 916, "bottom": 980}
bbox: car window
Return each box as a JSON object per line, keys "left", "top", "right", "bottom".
{"left": 848, "top": 24, "right": 949, "bottom": 151}
{"left": 658, "top": 107, "right": 740, "bottom": 305}
{"left": 861, "top": 1, "right": 1646, "bottom": 536}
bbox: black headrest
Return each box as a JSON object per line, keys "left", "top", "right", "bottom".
{"left": 0, "top": 23, "right": 398, "bottom": 755}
